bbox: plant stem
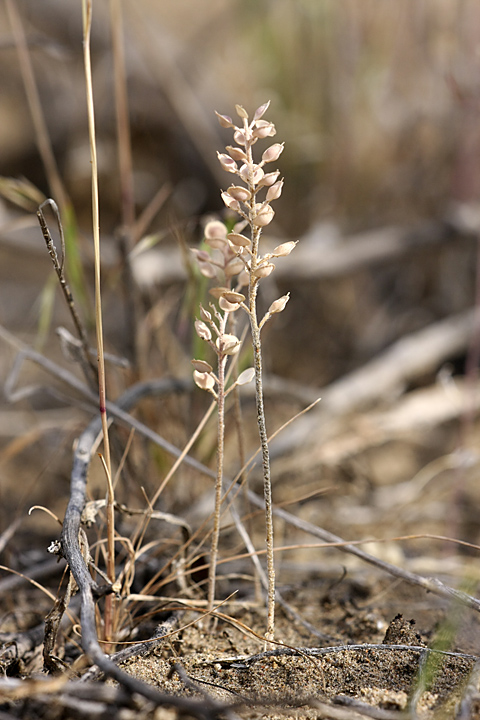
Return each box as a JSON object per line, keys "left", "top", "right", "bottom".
{"left": 82, "top": 0, "right": 115, "bottom": 645}
{"left": 207, "top": 322, "right": 227, "bottom": 613}
{"left": 248, "top": 275, "right": 276, "bottom": 642}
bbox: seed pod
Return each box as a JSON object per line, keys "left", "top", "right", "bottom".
{"left": 217, "top": 152, "right": 237, "bottom": 173}
{"left": 209, "top": 286, "right": 230, "bottom": 299}
{"left": 253, "top": 203, "right": 275, "bottom": 227}
{"left": 224, "top": 256, "right": 245, "bottom": 277}
{"left": 216, "top": 333, "right": 241, "bottom": 355}
{"left": 198, "top": 261, "right": 217, "bottom": 278}
{"left": 221, "top": 291, "right": 245, "bottom": 304}
{"left": 262, "top": 142, "right": 284, "bottom": 164}
{"left": 215, "top": 112, "right": 235, "bottom": 129}
{"left": 221, "top": 191, "right": 241, "bottom": 212}
{"left": 228, "top": 232, "right": 251, "bottom": 248}
{"left": 226, "top": 145, "right": 247, "bottom": 162}
{"left": 258, "top": 171, "right": 280, "bottom": 187}
{"left": 268, "top": 293, "right": 290, "bottom": 315}
{"left": 226, "top": 185, "right": 251, "bottom": 202}
{"left": 239, "top": 164, "right": 264, "bottom": 185}
{"left": 199, "top": 305, "right": 212, "bottom": 322}
{"left": 235, "top": 104, "right": 249, "bottom": 119}
{"left": 219, "top": 297, "right": 240, "bottom": 313}
{"left": 266, "top": 180, "right": 284, "bottom": 202}
{"left": 205, "top": 220, "right": 227, "bottom": 241}
{"left": 193, "top": 370, "right": 216, "bottom": 391}
{"left": 253, "top": 101, "right": 270, "bottom": 121}
{"left": 191, "top": 359, "right": 213, "bottom": 373}
{"left": 272, "top": 240, "right": 296, "bottom": 257}
{"left": 236, "top": 367, "right": 255, "bottom": 385}
{"left": 233, "top": 130, "right": 247, "bottom": 146}
{"left": 195, "top": 320, "right": 212, "bottom": 341}
{"left": 252, "top": 262, "right": 275, "bottom": 279}
{"left": 253, "top": 121, "right": 276, "bottom": 139}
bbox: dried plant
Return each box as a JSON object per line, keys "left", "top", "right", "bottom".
{"left": 192, "top": 102, "right": 294, "bottom": 642}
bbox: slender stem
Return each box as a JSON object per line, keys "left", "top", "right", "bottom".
{"left": 82, "top": 0, "right": 115, "bottom": 644}
{"left": 248, "top": 281, "right": 276, "bottom": 642}
{"left": 243, "top": 118, "right": 276, "bottom": 642}
{"left": 207, "top": 314, "right": 228, "bottom": 613}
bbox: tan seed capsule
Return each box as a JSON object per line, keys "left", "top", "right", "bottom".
{"left": 227, "top": 185, "right": 251, "bottom": 202}
{"left": 224, "top": 257, "right": 245, "bottom": 277}
{"left": 221, "top": 191, "right": 241, "bottom": 212}
{"left": 208, "top": 286, "right": 230, "bottom": 299}
{"left": 219, "top": 297, "right": 239, "bottom": 313}
{"left": 193, "top": 370, "right": 215, "bottom": 391}
{"left": 215, "top": 112, "right": 234, "bottom": 129}
{"left": 204, "top": 220, "right": 227, "bottom": 241}
{"left": 253, "top": 101, "right": 270, "bottom": 121}
{"left": 236, "top": 367, "right": 255, "bottom": 385}
{"left": 217, "top": 152, "right": 237, "bottom": 173}
{"left": 235, "top": 104, "right": 249, "bottom": 119}
{"left": 227, "top": 232, "right": 251, "bottom": 248}
{"left": 216, "top": 334, "right": 240, "bottom": 355}
{"left": 253, "top": 204, "right": 275, "bottom": 227}
{"left": 261, "top": 142, "right": 284, "bottom": 164}
{"left": 191, "top": 359, "right": 213, "bottom": 373}
{"left": 195, "top": 320, "right": 212, "bottom": 341}
{"left": 266, "top": 180, "right": 284, "bottom": 202}
{"left": 226, "top": 145, "right": 247, "bottom": 162}
{"left": 268, "top": 293, "right": 290, "bottom": 314}
{"left": 272, "top": 240, "right": 296, "bottom": 257}
{"left": 252, "top": 262, "right": 275, "bottom": 279}
{"left": 221, "top": 291, "right": 245, "bottom": 303}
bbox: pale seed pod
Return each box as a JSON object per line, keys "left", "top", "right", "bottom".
{"left": 268, "top": 293, "right": 290, "bottom": 315}
{"left": 205, "top": 220, "right": 227, "bottom": 241}
{"left": 217, "top": 152, "right": 238, "bottom": 173}
{"left": 209, "top": 286, "right": 230, "bottom": 299}
{"left": 205, "top": 236, "right": 227, "bottom": 250}
{"left": 272, "top": 240, "right": 296, "bottom": 257}
{"left": 252, "top": 262, "right": 275, "bottom": 279}
{"left": 262, "top": 142, "right": 285, "bottom": 164}
{"left": 226, "top": 145, "right": 247, "bottom": 162}
{"left": 216, "top": 333, "right": 241, "bottom": 355}
{"left": 226, "top": 185, "right": 251, "bottom": 202}
{"left": 253, "top": 121, "right": 276, "bottom": 140}
{"left": 227, "top": 232, "right": 252, "bottom": 248}
{"left": 191, "top": 359, "right": 213, "bottom": 373}
{"left": 239, "top": 164, "right": 264, "bottom": 185}
{"left": 236, "top": 367, "right": 255, "bottom": 385}
{"left": 193, "top": 370, "right": 216, "bottom": 391}
{"left": 253, "top": 203, "right": 275, "bottom": 227}
{"left": 233, "top": 129, "right": 247, "bottom": 146}
{"left": 195, "top": 319, "right": 212, "bottom": 341}
{"left": 215, "top": 112, "right": 235, "bottom": 129}
{"left": 224, "top": 256, "right": 245, "bottom": 277}
{"left": 253, "top": 101, "right": 270, "bottom": 121}
{"left": 199, "top": 305, "right": 212, "bottom": 322}
{"left": 221, "top": 290, "right": 246, "bottom": 304}
{"left": 198, "top": 261, "right": 217, "bottom": 279}
{"left": 191, "top": 248, "right": 210, "bottom": 263}
{"left": 235, "top": 104, "right": 249, "bottom": 119}
{"left": 266, "top": 180, "right": 284, "bottom": 202}
{"left": 258, "top": 170, "right": 280, "bottom": 188}
{"left": 219, "top": 297, "right": 240, "bottom": 313}
{"left": 221, "top": 192, "right": 241, "bottom": 212}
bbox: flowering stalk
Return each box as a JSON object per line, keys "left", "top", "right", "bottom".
{"left": 192, "top": 223, "right": 254, "bottom": 613}
{"left": 193, "top": 102, "right": 293, "bottom": 642}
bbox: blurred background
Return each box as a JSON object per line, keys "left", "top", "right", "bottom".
{"left": 1, "top": 0, "right": 480, "bottom": 588}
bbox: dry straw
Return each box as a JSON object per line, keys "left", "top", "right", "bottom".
{"left": 192, "top": 102, "right": 295, "bottom": 642}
